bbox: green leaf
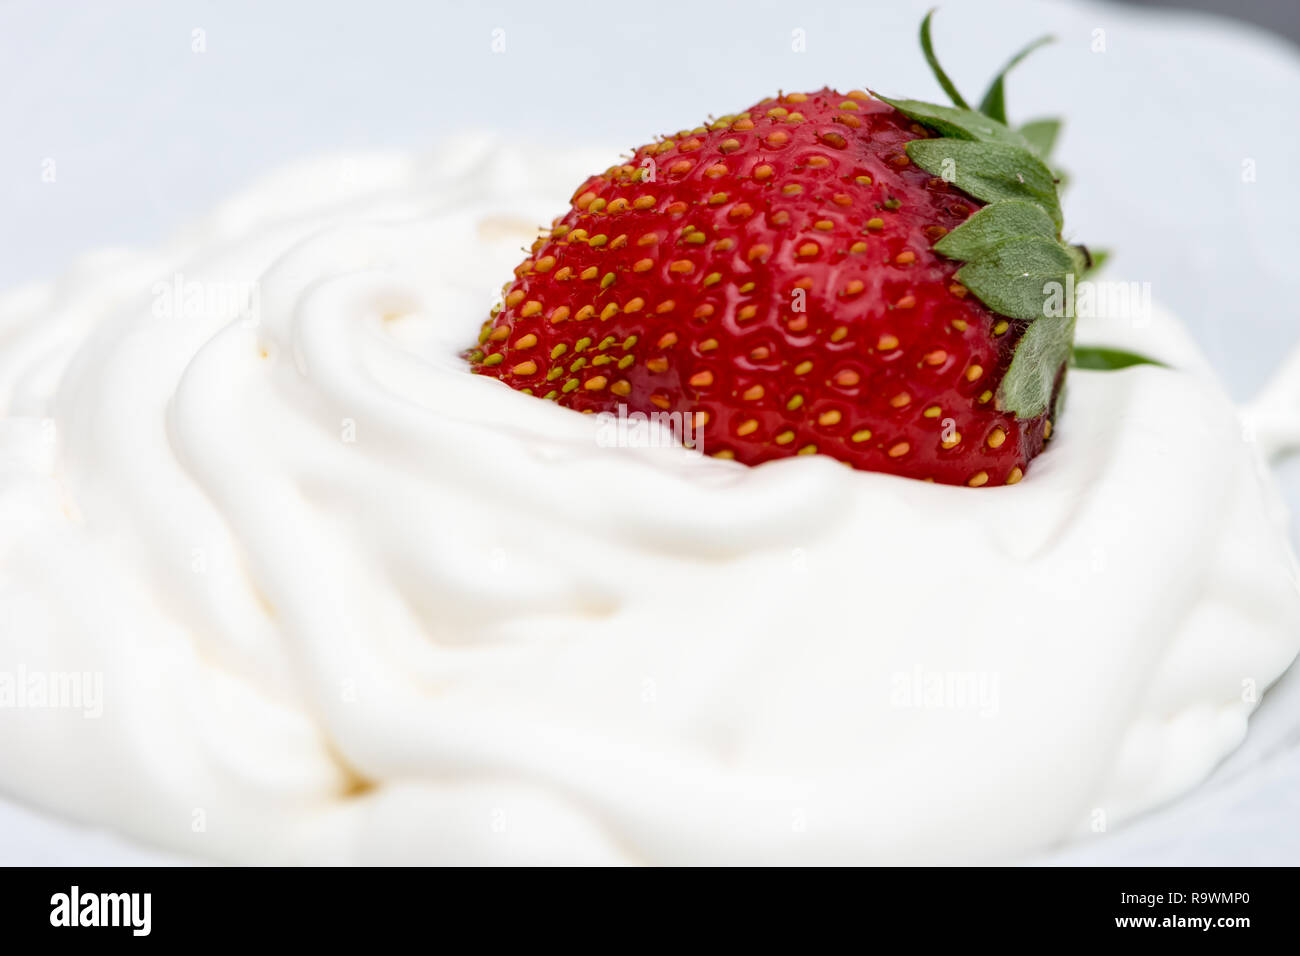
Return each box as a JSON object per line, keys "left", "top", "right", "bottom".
{"left": 1070, "top": 346, "right": 1165, "bottom": 371}
{"left": 876, "top": 97, "right": 1030, "bottom": 148}
{"left": 905, "top": 139, "right": 1063, "bottom": 228}
{"left": 933, "top": 200, "right": 1057, "bottom": 261}
{"left": 997, "top": 314, "right": 1075, "bottom": 418}
{"left": 954, "top": 236, "right": 1074, "bottom": 320}
{"left": 977, "top": 35, "right": 1055, "bottom": 124}
{"left": 1082, "top": 247, "right": 1109, "bottom": 276}
{"left": 1018, "top": 118, "right": 1061, "bottom": 160}
{"left": 919, "top": 9, "right": 970, "bottom": 109}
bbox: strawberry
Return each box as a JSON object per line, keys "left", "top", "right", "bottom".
{"left": 467, "top": 13, "right": 1089, "bottom": 487}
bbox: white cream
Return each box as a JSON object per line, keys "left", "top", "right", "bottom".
{"left": 1, "top": 135, "right": 1297, "bottom": 864}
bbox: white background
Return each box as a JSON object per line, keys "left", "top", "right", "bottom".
{"left": 2, "top": 0, "right": 1299, "bottom": 863}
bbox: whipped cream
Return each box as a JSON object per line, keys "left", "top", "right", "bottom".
{"left": 1, "top": 136, "right": 1297, "bottom": 864}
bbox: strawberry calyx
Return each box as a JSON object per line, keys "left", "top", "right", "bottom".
{"left": 875, "top": 9, "right": 1086, "bottom": 420}
{"left": 879, "top": 11, "right": 1160, "bottom": 420}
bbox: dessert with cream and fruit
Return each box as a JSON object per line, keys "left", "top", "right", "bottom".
{"left": 0, "top": 15, "right": 1297, "bottom": 864}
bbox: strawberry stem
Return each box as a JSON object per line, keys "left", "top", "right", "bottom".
{"left": 978, "top": 34, "right": 1056, "bottom": 124}
{"left": 919, "top": 9, "right": 970, "bottom": 109}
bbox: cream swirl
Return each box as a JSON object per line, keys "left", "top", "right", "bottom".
{"left": 0, "top": 136, "right": 1297, "bottom": 864}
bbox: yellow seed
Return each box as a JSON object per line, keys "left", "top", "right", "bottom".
{"left": 889, "top": 392, "right": 911, "bottom": 408}
{"left": 1044, "top": 419, "right": 1054, "bottom": 439}
{"left": 830, "top": 326, "right": 848, "bottom": 342}
{"left": 851, "top": 429, "right": 872, "bottom": 442}
{"left": 986, "top": 427, "right": 1007, "bottom": 449}
{"left": 866, "top": 217, "right": 884, "bottom": 230}
{"left": 888, "top": 442, "right": 910, "bottom": 458}
{"left": 600, "top": 303, "right": 619, "bottom": 321}
{"left": 814, "top": 219, "right": 835, "bottom": 231}
{"left": 580, "top": 266, "right": 598, "bottom": 281}
{"left": 775, "top": 430, "right": 795, "bottom": 445}
{"left": 794, "top": 360, "right": 813, "bottom": 375}
{"left": 895, "top": 251, "right": 916, "bottom": 265}
{"left": 550, "top": 344, "right": 567, "bottom": 359}
{"left": 818, "top": 409, "right": 842, "bottom": 426}
{"left": 689, "top": 370, "right": 714, "bottom": 387}
{"left": 923, "top": 405, "right": 941, "bottom": 418}
{"left": 669, "top": 259, "right": 694, "bottom": 274}
{"left": 584, "top": 375, "right": 608, "bottom": 391}
{"left": 611, "top": 380, "right": 632, "bottom": 397}
{"left": 506, "top": 290, "right": 525, "bottom": 307}
{"left": 877, "top": 334, "right": 899, "bottom": 350}
{"left": 624, "top": 296, "right": 645, "bottom": 312}
{"left": 923, "top": 349, "right": 946, "bottom": 365}
{"left": 993, "top": 320, "right": 1009, "bottom": 335}
{"left": 736, "top": 419, "right": 759, "bottom": 436}
{"left": 966, "top": 364, "right": 984, "bottom": 382}
{"left": 786, "top": 394, "right": 804, "bottom": 411}
{"left": 742, "top": 384, "right": 765, "bottom": 401}
{"left": 1006, "top": 467, "right": 1024, "bottom": 485}
{"left": 534, "top": 256, "right": 556, "bottom": 273}
{"left": 797, "top": 444, "right": 818, "bottom": 456}
{"left": 520, "top": 301, "right": 542, "bottom": 318}
{"left": 968, "top": 471, "right": 989, "bottom": 487}
{"left": 482, "top": 353, "right": 503, "bottom": 367}
{"left": 514, "top": 333, "right": 538, "bottom": 350}
{"left": 511, "top": 360, "right": 537, "bottom": 376}
{"left": 941, "top": 432, "right": 962, "bottom": 450}
{"left": 978, "top": 390, "right": 993, "bottom": 404}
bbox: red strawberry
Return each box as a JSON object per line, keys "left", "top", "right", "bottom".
{"left": 468, "top": 18, "right": 1082, "bottom": 487}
